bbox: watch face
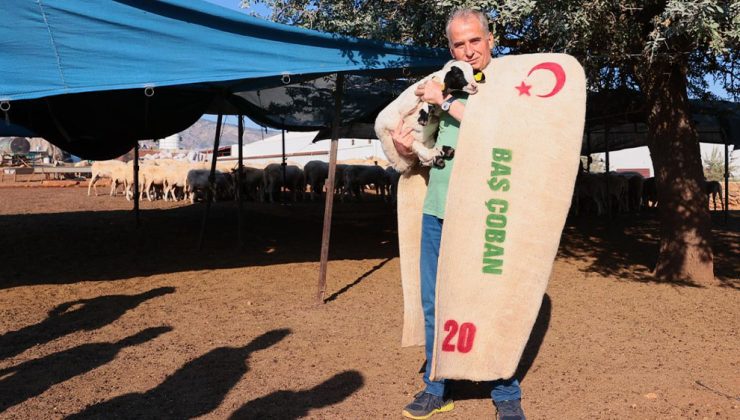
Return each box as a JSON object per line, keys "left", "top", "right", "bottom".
{"left": 441, "top": 101, "right": 450, "bottom": 111}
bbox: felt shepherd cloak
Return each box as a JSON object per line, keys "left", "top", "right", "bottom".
{"left": 386, "top": 53, "right": 586, "bottom": 381}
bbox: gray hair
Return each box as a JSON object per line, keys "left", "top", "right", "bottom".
{"left": 445, "top": 8, "right": 491, "bottom": 41}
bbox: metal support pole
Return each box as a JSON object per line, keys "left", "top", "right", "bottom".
{"left": 317, "top": 73, "right": 344, "bottom": 304}
{"left": 198, "top": 113, "right": 223, "bottom": 250}
{"left": 237, "top": 115, "right": 245, "bottom": 245}
{"left": 133, "top": 142, "right": 140, "bottom": 227}
{"left": 281, "top": 127, "right": 287, "bottom": 203}
{"left": 724, "top": 141, "right": 730, "bottom": 224}
{"left": 604, "top": 126, "right": 611, "bottom": 220}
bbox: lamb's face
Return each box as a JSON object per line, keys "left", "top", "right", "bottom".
{"left": 442, "top": 61, "right": 479, "bottom": 95}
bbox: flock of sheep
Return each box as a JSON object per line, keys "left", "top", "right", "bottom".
{"left": 86, "top": 158, "right": 401, "bottom": 204}
{"left": 87, "top": 157, "right": 723, "bottom": 214}
{"left": 572, "top": 168, "right": 724, "bottom": 215}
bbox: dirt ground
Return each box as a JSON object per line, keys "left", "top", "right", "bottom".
{"left": 0, "top": 186, "right": 737, "bottom": 419}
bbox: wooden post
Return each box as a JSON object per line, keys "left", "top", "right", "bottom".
{"left": 317, "top": 73, "right": 344, "bottom": 304}
{"left": 198, "top": 113, "right": 223, "bottom": 250}
{"left": 237, "top": 115, "right": 244, "bottom": 245}
{"left": 134, "top": 142, "right": 140, "bottom": 227}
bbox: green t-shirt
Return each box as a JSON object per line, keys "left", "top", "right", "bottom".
{"left": 422, "top": 96, "right": 467, "bottom": 219}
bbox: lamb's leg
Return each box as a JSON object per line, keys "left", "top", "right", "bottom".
{"left": 411, "top": 142, "right": 455, "bottom": 169}
{"left": 88, "top": 174, "right": 99, "bottom": 196}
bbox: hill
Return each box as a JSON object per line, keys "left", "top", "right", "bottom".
{"left": 179, "top": 119, "right": 277, "bottom": 150}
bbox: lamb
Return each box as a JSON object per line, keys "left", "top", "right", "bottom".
{"left": 375, "top": 60, "right": 481, "bottom": 172}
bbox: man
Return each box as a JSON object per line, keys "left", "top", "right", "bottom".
{"left": 391, "top": 8, "right": 526, "bottom": 420}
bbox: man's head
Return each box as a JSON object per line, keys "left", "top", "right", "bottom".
{"left": 445, "top": 8, "right": 494, "bottom": 71}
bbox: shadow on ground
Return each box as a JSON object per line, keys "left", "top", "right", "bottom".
{"left": 557, "top": 210, "right": 738, "bottom": 288}
{"left": 228, "top": 370, "right": 364, "bottom": 419}
{"left": 0, "top": 327, "right": 171, "bottom": 413}
{"left": 0, "top": 287, "right": 174, "bottom": 360}
{"left": 0, "top": 200, "right": 398, "bottom": 289}
{"left": 65, "top": 329, "right": 291, "bottom": 419}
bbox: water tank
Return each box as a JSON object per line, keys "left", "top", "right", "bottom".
{"left": 0, "top": 137, "right": 31, "bottom": 155}
{"left": 159, "top": 133, "right": 182, "bottom": 151}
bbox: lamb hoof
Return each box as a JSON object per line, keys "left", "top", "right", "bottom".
{"left": 441, "top": 145, "right": 455, "bottom": 160}
{"left": 432, "top": 158, "right": 446, "bottom": 169}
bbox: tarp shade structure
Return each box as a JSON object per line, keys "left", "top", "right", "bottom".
{"left": 222, "top": 74, "right": 412, "bottom": 131}
{"left": 583, "top": 90, "right": 740, "bottom": 154}
{"left": 312, "top": 88, "right": 740, "bottom": 152}
{"left": 0, "top": 0, "right": 448, "bottom": 159}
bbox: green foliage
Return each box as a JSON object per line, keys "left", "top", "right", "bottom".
{"left": 702, "top": 146, "right": 738, "bottom": 181}
{"left": 243, "top": 1, "right": 739, "bottom": 98}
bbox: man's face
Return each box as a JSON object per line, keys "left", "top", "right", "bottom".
{"left": 448, "top": 16, "right": 494, "bottom": 71}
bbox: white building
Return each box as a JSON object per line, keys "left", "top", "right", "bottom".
{"left": 591, "top": 143, "right": 738, "bottom": 177}
{"left": 223, "top": 131, "right": 389, "bottom": 166}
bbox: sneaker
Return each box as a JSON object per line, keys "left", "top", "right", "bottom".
{"left": 495, "top": 399, "right": 526, "bottom": 420}
{"left": 402, "top": 391, "right": 454, "bottom": 419}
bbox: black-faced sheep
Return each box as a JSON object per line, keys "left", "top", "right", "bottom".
{"left": 375, "top": 60, "right": 481, "bottom": 172}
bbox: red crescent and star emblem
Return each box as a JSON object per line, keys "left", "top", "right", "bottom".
{"left": 515, "top": 62, "right": 566, "bottom": 98}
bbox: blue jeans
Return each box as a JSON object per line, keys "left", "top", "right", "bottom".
{"left": 420, "top": 213, "right": 521, "bottom": 402}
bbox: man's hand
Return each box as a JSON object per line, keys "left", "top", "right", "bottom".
{"left": 391, "top": 119, "right": 416, "bottom": 159}
{"left": 415, "top": 80, "right": 445, "bottom": 106}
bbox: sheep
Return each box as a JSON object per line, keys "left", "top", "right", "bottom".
{"left": 604, "top": 172, "right": 629, "bottom": 213}
{"left": 343, "top": 164, "right": 388, "bottom": 202}
{"left": 141, "top": 164, "right": 168, "bottom": 202}
{"left": 185, "top": 169, "right": 233, "bottom": 204}
{"left": 231, "top": 166, "right": 264, "bottom": 201}
{"left": 573, "top": 172, "right": 607, "bottom": 216}
{"left": 642, "top": 177, "right": 658, "bottom": 209}
{"left": 375, "top": 60, "right": 481, "bottom": 173}
{"left": 703, "top": 180, "right": 724, "bottom": 210}
{"left": 626, "top": 174, "right": 645, "bottom": 213}
{"left": 262, "top": 163, "right": 305, "bottom": 203}
{"left": 385, "top": 166, "right": 401, "bottom": 204}
{"left": 304, "top": 160, "right": 329, "bottom": 201}
{"left": 161, "top": 161, "right": 196, "bottom": 201}
{"left": 333, "top": 164, "right": 348, "bottom": 196}
{"left": 87, "top": 160, "right": 125, "bottom": 196}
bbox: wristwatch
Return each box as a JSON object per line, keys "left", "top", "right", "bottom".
{"left": 440, "top": 96, "right": 456, "bottom": 112}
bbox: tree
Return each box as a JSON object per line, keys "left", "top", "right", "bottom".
{"left": 703, "top": 146, "right": 738, "bottom": 181}
{"left": 245, "top": 1, "right": 739, "bottom": 285}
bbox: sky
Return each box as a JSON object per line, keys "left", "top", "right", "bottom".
{"left": 204, "top": 0, "right": 270, "bottom": 18}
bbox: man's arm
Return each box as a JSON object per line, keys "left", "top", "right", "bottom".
{"left": 415, "top": 81, "right": 465, "bottom": 122}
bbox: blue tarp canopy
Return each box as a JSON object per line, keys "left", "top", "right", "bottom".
{"left": 0, "top": 0, "right": 447, "bottom": 158}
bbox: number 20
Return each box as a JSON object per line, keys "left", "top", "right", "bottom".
{"left": 441, "top": 320, "right": 476, "bottom": 353}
